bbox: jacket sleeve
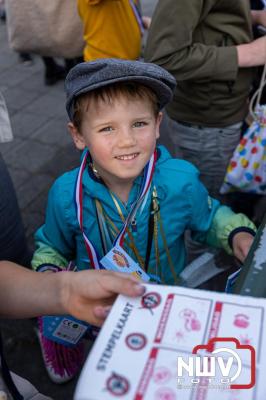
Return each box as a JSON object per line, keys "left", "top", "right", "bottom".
{"left": 187, "top": 174, "right": 256, "bottom": 254}
{"left": 31, "top": 179, "right": 76, "bottom": 270}
{"left": 204, "top": 208, "right": 256, "bottom": 254}
{"left": 144, "top": 0, "right": 238, "bottom": 82}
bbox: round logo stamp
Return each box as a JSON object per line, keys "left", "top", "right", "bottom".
{"left": 106, "top": 372, "right": 130, "bottom": 396}
{"left": 141, "top": 292, "right": 161, "bottom": 310}
{"left": 125, "top": 333, "right": 147, "bottom": 351}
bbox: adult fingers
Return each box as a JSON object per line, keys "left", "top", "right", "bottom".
{"left": 100, "top": 272, "right": 146, "bottom": 298}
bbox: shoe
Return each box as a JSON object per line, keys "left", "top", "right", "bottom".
{"left": 37, "top": 318, "right": 85, "bottom": 384}
{"left": 44, "top": 64, "right": 66, "bottom": 86}
{"left": 0, "top": 9, "right": 6, "bottom": 22}
{"left": 18, "top": 53, "right": 33, "bottom": 66}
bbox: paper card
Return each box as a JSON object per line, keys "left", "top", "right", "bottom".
{"left": 100, "top": 246, "right": 150, "bottom": 282}
{"left": 74, "top": 285, "right": 266, "bottom": 400}
{"left": 153, "top": 294, "right": 212, "bottom": 351}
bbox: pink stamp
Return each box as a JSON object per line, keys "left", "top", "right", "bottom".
{"left": 154, "top": 387, "right": 176, "bottom": 400}
{"left": 233, "top": 314, "right": 249, "bottom": 329}
{"left": 153, "top": 367, "right": 172, "bottom": 384}
{"left": 179, "top": 308, "right": 201, "bottom": 331}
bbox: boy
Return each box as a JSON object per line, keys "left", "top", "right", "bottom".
{"left": 32, "top": 58, "right": 256, "bottom": 383}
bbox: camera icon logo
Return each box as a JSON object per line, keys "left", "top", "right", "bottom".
{"left": 177, "top": 337, "right": 255, "bottom": 389}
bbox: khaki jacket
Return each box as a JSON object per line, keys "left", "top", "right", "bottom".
{"left": 145, "top": 0, "right": 254, "bottom": 127}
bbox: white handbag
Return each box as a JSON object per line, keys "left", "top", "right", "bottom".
{"left": 5, "top": 0, "right": 85, "bottom": 58}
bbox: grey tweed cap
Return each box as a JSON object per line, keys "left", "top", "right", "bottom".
{"left": 65, "top": 58, "right": 176, "bottom": 121}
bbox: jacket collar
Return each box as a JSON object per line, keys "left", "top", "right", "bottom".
{"left": 79, "top": 146, "right": 169, "bottom": 204}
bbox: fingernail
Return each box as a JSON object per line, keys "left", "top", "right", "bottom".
{"left": 102, "top": 306, "right": 112, "bottom": 316}
{"left": 134, "top": 283, "right": 146, "bottom": 295}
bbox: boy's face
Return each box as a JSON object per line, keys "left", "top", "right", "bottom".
{"left": 69, "top": 94, "right": 162, "bottom": 193}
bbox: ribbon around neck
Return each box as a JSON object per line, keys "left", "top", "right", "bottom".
{"left": 75, "top": 149, "right": 157, "bottom": 269}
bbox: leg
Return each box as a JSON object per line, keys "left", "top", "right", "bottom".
{"left": 42, "top": 57, "right": 66, "bottom": 86}
{"left": 164, "top": 113, "right": 242, "bottom": 202}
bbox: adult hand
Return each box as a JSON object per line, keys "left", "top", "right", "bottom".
{"left": 232, "top": 232, "right": 254, "bottom": 263}
{"left": 251, "top": 10, "right": 266, "bottom": 28}
{"left": 237, "top": 36, "right": 266, "bottom": 67}
{"left": 61, "top": 270, "right": 146, "bottom": 326}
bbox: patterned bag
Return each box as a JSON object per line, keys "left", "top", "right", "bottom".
{"left": 220, "top": 65, "right": 266, "bottom": 195}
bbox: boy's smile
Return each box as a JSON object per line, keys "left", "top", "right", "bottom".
{"left": 115, "top": 153, "right": 139, "bottom": 161}
{"left": 69, "top": 94, "right": 162, "bottom": 202}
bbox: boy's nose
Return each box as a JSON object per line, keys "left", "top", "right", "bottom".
{"left": 118, "top": 128, "right": 136, "bottom": 146}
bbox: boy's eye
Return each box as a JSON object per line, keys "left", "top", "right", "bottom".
{"left": 99, "top": 126, "right": 113, "bottom": 133}
{"left": 133, "top": 121, "right": 147, "bottom": 128}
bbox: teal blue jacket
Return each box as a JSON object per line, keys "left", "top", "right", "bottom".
{"left": 32, "top": 146, "right": 255, "bottom": 284}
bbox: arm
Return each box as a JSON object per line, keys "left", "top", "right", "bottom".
{"left": 145, "top": 0, "right": 239, "bottom": 82}
{"left": 187, "top": 173, "right": 256, "bottom": 261}
{"left": 237, "top": 8, "right": 266, "bottom": 66}
{"left": 236, "top": 36, "right": 266, "bottom": 67}
{"left": 0, "top": 261, "right": 145, "bottom": 326}
{"left": 145, "top": 0, "right": 266, "bottom": 79}
{"left": 204, "top": 207, "right": 256, "bottom": 261}
{"left": 251, "top": 10, "right": 266, "bottom": 26}
{"left": 32, "top": 178, "right": 76, "bottom": 270}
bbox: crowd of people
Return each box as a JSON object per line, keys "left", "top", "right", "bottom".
{"left": 1, "top": 0, "right": 266, "bottom": 398}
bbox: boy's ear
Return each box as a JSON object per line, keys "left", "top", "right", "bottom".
{"left": 155, "top": 112, "right": 163, "bottom": 139}
{"left": 68, "top": 122, "right": 86, "bottom": 150}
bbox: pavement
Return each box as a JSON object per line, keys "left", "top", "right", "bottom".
{"left": 0, "top": 2, "right": 158, "bottom": 399}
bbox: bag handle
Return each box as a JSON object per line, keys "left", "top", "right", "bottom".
{"left": 249, "top": 63, "right": 266, "bottom": 121}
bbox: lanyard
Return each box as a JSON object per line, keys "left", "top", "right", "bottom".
{"left": 129, "top": 0, "right": 145, "bottom": 35}
{"left": 75, "top": 149, "right": 156, "bottom": 269}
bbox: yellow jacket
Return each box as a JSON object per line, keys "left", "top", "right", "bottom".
{"left": 77, "top": 0, "right": 142, "bottom": 61}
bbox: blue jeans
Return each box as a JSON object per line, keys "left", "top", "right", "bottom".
{"left": 0, "top": 153, "right": 31, "bottom": 266}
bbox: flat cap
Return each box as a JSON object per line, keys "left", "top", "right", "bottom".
{"left": 65, "top": 58, "right": 176, "bottom": 121}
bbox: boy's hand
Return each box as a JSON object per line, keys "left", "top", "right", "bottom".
{"left": 232, "top": 232, "right": 254, "bottom": 263}
{"left": 61, "top": 270, "right": 146, "bottom": 326}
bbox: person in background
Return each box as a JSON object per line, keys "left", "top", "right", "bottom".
{"left": 144, "top": 0, "right": 266, "bottom": 261}
{"left": 144, "top": 0, "right": 266, "bottom": 204}
{"left": 77, "top": 0, "right": 150, "bottom": 62}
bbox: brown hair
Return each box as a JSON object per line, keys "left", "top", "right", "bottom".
{"left": 72, "top": 82, "right": 160, "bottom": 130}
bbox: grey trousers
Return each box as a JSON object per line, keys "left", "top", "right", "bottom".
{"left": 160, "top": 112, "right": 242, "bottom": 203}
